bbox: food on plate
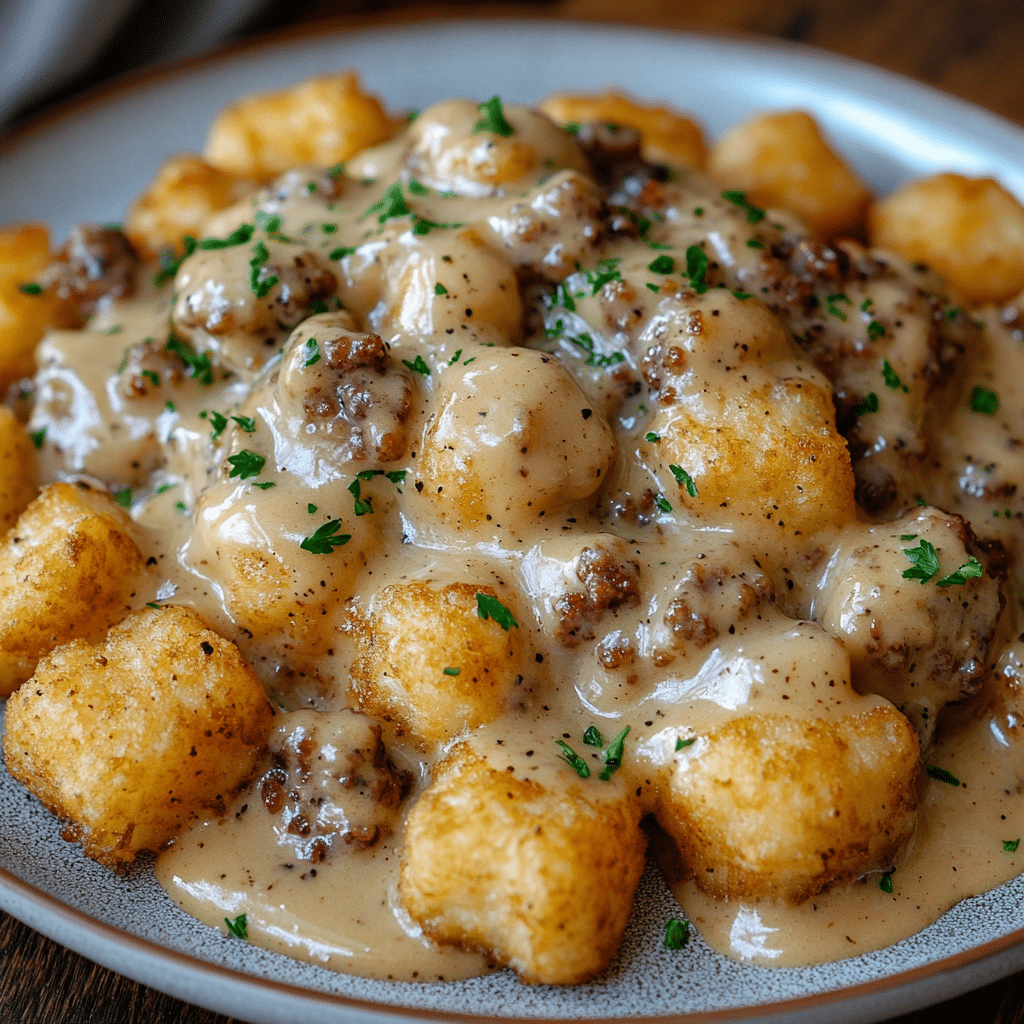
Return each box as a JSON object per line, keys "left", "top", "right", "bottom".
{"left": 2, "top": 72, "right": 1024, "bottom": 983}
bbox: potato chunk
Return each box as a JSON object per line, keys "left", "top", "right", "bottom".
{"left": 126, "top": 153, "right": 256, "bottom": 261}
{"left": 653, "top": 703, "right": 918, "bottom": 903}
{"left": 0, "top": 481, "right": 144, "bottom": 695}
{"left": 400, "top": 743, "right": 646, "bottom": 984}
{"left": 540, "top": 90, "right": 707, "bottom": 170}
{"left": 707, "top": 110, "right": 871, "bottom": 237}
{"left": 4, "top": 606, "right": 274, "bottom": 866}
{"left": 204, "top": 71, "right": 398, "bottom": 179}
{"left": 0, "top": 223, "right": 72, "bottom": 393}
{"left": 868, "top": 173, "right": 1024, "bottom": 305}
{"left": 351, "top": 581, "right": 524, "bottom": 743}
{"left": 0, "top": 406, "right": 36, "bottom": 531}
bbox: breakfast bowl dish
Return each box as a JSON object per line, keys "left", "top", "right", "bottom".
{"left": 3, "top": 20, "right": 1024, "bottom": 1024}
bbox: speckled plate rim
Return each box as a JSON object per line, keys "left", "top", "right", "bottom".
{"left": 3, "top": 14, "right": 1024, "bottom": 1024}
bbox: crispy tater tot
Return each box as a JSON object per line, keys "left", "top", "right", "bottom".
{"left": 707, "top": 110, "right": 871, "bottom": 237}
{"left": 400, "top": 742, "right": 646, "bottom": 984}
{"left": 0, "top": 406, "right": 36, "bottom": 532}
{"left": 204, "top": 71, "right": 400, "bottom": 179}
{"left": 868, "top": 172, "right": 1024, "bottom": 305}
{"left": 540, "top": 90, "right": 707, "bottom": 170}
{"left": 0, "top": 481, "right": 145, "bottom": 695}
{"left": 3, "top": 606, "right": 275, "bottom": 866}
{"left": 125, "top": 154, "right": 256, "bottom": 261}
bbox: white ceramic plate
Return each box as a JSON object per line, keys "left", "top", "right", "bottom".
{"left": 3, "top": 19, "right": 1024, "bottom": 1024}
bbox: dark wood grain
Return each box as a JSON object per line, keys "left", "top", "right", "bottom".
{"left": 4, "top": 2, "right": 1024, "bottom": 1022}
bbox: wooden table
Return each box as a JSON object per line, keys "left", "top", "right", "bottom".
{"left": 4, "top": 1, "right": 1024, "bottom": 1021}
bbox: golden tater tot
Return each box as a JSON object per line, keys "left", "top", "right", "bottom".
{"left": 0, "top": 481, "right": 144, "bottom": 695}
{"left": 351, "top": 581, "right": 524, "bottom": 743}
{"left": 125, "top": 154, "right": 256, "bottom": 261}
{"left": 0, "top": 406, "right": 36, "bottom": 531}
{"left": 707, "top": 110, "right": 871, "bottom": 237}
{"left": 400, "top": 743, "right": 646, "bottom": 984}
{"left": 4, "top": 606, "right": 274, "bottom": 866}
{"left": 204, "top": 71, "right": 399, "bottom": 179}
{"left": 656, "top": 704, "right": 919, "bottom": 903}
{"left": 0, "top": 223, "right": 73, "bottom": 394}
{"left": 540, "top": 90, "right": 707, "bottom": 170}
{"left": 868, "top": 173, "right": 1024, "bottom": 305}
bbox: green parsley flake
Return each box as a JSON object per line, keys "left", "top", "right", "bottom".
{"left": 348, "top": 478, "right": 374, "bottom": 516}
{"left": 434, "top": 282, "right": 448, "bottom": 295}
{"left": 598, "top": 726, "right": 630, "bottom": 781}
{"left": 556, "top": 739, "right": 590, "bottom": 778}
{"left": 854, "top": 392, "right": 879, "bottom": 416}
{"left": 329, "top": 245, "right": 357, "bottom": 260}
{"left": 30, "top": 427, "right": 46, "bottom": 449}
{"left": 745, "top": 238, "right": 764, "bottom": 249}
{"left": 252, "top": 481, "right": 276, "bottom": 490}
{"left": 198, "top": 223, "right": 253, "bottom": 251}
{"left": 402, "top": 354, "right": 431, "bottom": 375}
{"left": 249, "top": 240, "right": 279, "bottom": 298}
{"left": 175, "top": 500, "right": 188, "bottom": 513}
{"left": 867, "top": 319, "right": 886, "bottom": 340}
{"left": 307, "top": 503, "right": 318, "bottom": 513}
{"left": 112, "top": 487, "right": 132, "bottom": 508}
{"left": 204, "top": 410, "right": 229, "bottom": 438}
{"left": 721, "top": 189, "right": 766, "bottom": 224}
{"left": 583, "top": 726, "right": 603, "bottom": 747}
{"left": 475, "top": 593, "right": 519, "bottom": 630}
{"left": 165, "top": 336, "right": 214, "bottom": 385}
{"left": 655, "top": 494, "right": 673, "bottom": 513}
{"left": 1004, "top": 839, "right": 1021, "bottom": 853}
{"left": 685, "top": 245, "right": 709, "bottom": 294}
{"left": 443, "top": 667, "right": 461, "bottom": 677}
{"left": 646, "top": 431, "right": 661, "bottom": 442}
{"left": 362, "top": 183, "right": 411, "bottom": 224}
{"left": 473, "top": 96, "right": 514, "bottom": 137}
{"left": 926, "top": 764, "right": 961, "bottom": 787}
{"left": 232, "top": 415, "right": 256, "bottom": 433}
{"left": 254, "top": 211, "right": 282, "bottom": 234}
{"left": 385, "top": 470, "right": 407, "bottom": 485}
{"left": 304, "top": 338, "right": 321, "bottom": 367}
{"left": 970, "top": 386, "right": 999, "bottom": 415}
{"left": 648, "top": 255, "right": 675, "bottom": 274}
{"left": 669, "top": 464, "right": 698, "bottom": 498}
{"left": 936, "top": 555, "right": 984, "bottom": 587}
{"left": 224, "top": 914, "right": 248, "bottom": 940}
{"left": 675, "top": 736, "right": 696, "bottom": 751}
{"left": 645, "top": 282, "right": 661, "bottom": 294}
{"left": 408, "top": 179, "right": 430, "bottom": 195}
{"left": 18, "top": 282, "right": 43, "bottom": 295}
{"left": 141, "top": 369, "right": 160, "bottom": 387}
{"left": 227, "top": 449, "right": 265, "bottom": 480}
{"left": 154, "top": 236, "right": 197, "bottom": 286}
{"left": 300, "top": 520, "right": 351, "bottom": 554}
{"left": 902, "top": 538, "right": 940, "bottom": 584}
{"left": 879, "top": 872, "right": 894, "bottom": 894}
{"left": 663, "top": 917, "right": 690, "bottom": 950}
{"left": 882, "top": 359, "right": 909, "bottom": 392}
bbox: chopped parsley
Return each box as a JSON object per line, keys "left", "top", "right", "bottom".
{"left": 199, "top": 223, "right": 254, "bottom": 250}
{"left": 926, "top": 765, "right": 961, "bottom": 787}
{"left": 1004, "top": 839, "right": 1021, "bottom": 853}
{"left": 231, "top": 415, "right": 256, "bottom": 433}
{"left": 141, "top": 369, "right": 160, "bottom": 387}
{"left": 251, "top": 481, "right": 276, "bottom": 490}
{"left": 646, "top": 431, "right": 661, "bottom": 442}
{"left": 227, "top": 449, "right": 266, "bottom": 480}
{"left": 879, "top": 872, "right": 894, "bottom": 894}
{"left": 385, "top": 469, "right": 407, "bottom": 485}
{"left": 165, "top": 336, "right": 214, "bottom": 385}
{"left": 254, "top": 211, "right": 283, "bottom": 235}
{"left": 224, "top": 914, "right": 248, "bottom": 940}
{"left": 362, "top": 183, "right": 411, "bottom": 224}
{"left": 307, "top": 503, "right": 317, "bottom": 513}
{"left": 303, "top": 338, "right": 321, "bottom": 367}
{"left": 599, "top": 726, "right": 630, "bottom": 781}
{"left": 655, "top": 493, "right": 673, "bottom": 513}
{"left": 663, "top": 917, "right": 690, "bottom": 949}
{"left": 402, "top": 354, "right": 431, "bottom": 375}
{"left": 472, "top": 96, "right": 514, "bottom": 137}
{"left": 581, "top": 257, "right": 623, "bottom": 295}
{"left": 669, "top": 464, "right": 698, "bottom": 498}
{"left": 882, "top": 359, "right": 909, "bottom": 392}
{"left": 329, "top": 245, "right": 357, "bottom": 260}
{"left": 408, "top": 179, "right": 430, "bottom": 195}
{"left": 867, "top": 319, "right": 886, "bottom": 340}
{"left": 936, "top": 555, "right": 984, "bottom": 587}
{"left": 557, "top": 739, "right": 590, "bottom": 778}
{"left": 583, "top": 726, "right": 603, "bottom": 747}
{"left": 675, "top": 736, "right": 696, "bottom": 750}
{"left": 112, "top": 487, "right": 132, "bottom": 508}
{"left": 684, "top": 245, "right": 709, "bottom": 294}
{"left": 721, "top": 190, "right": 766, "bottom": 224}
{"left": 434, "top": 282, "right": 448, "bottom": 295}
{"left": 970, "top": 386, "right": 999, "bottom": 415}
{"left": 475, "top": 592, "right": 519, "bottom": 630}
{"left": 154, "top": 235, "right": 197, "bottom": 286}
{"left": 745, "top": 238, "right": 764, "bottom": 249}
{"left": 647, "top": 255, "right": 675, "bottom": 274}
{"left": 552, "top": 281, "right": 577, "bottom": 312}
{"left": 299, "top": 520, "right": 351, "bottom": 554}
{"left": 566, "top": 331, "right": 625, "bottom": 369}
{"left": 853, "top": 392, "right": 879, "bottom": 416}
{"left": 203, "top": 410, "right": 229, "bottom": 438}
{"left": 248, "top": 240, "right": 279, "bottom": 298}
{"left": 443, "top": 666, "right": 461, "bottom": 676}
{"left": 901, "top": 538, "right": 941, "bottom": 584}
{"left": 18, "top": 282, "right": 43, "bottom": 295}
{"left": 348, "top": 478, "right": 374, "bottom": 516}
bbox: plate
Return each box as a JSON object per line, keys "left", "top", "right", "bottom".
{"left": 3, "top": 17, "right": 1024, "bottom": 1024}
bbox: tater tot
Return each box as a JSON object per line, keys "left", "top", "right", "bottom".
{"left": 0, "top": 406, "right": 37, "bottom": 531}
{"left": 707, "top": 110, "right": 871, "bottom": 237}
{"left": 0, "top": 223, "right": 72, "bottom": 394}
{"left": 351, "top": 580, "right": 524, "bottom": 743}
{"left": 204, "top": 71, "right": 399, "bottom": 179}
{"left": 868, "top": 172, "right": 1024, "bottom": 305}
{"left": 400, "top": 743, "right": 646, "bottom": 984}
{"left": 125, "top": 153, "right": 256, "bottom": 261}
{"left": 3, "top": 606, "right": 274, "bottom": 866}
{"left": 540, "top": 90, "right": 707, "bottom": 170}
{"left": 0, "top": 481, "right": 145, "bottom": 695}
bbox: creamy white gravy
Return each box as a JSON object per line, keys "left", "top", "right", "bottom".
{"left": 25, "top": 98, "right": 1024, "bottom": 978}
